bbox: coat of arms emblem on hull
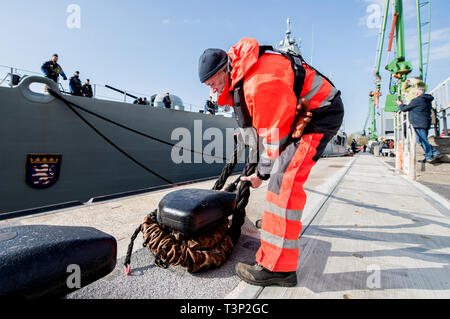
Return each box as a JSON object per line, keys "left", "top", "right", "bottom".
{"left": 25, "top": 154, "right": 62, "bottom": 189}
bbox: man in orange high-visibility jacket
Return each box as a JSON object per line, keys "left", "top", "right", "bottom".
{"left": 199, "top": 38, "right": 344, "bottom": 287}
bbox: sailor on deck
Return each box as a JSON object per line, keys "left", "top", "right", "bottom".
{"left": 69, "top": 71, "right": 83, "bottom": 96}
{"left": 41, "top": 54, "right": 67, "bottom": 83}
{"left": 205, "top": 96, "right": 217, "bottom": 115}
{"left": 82, "top": 79, "right": 93, "bottom": 98}
{"left": 163, "top": 93, "right": 172, "bottom": 109}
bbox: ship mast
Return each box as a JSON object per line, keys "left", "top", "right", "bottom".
{"left": 278, "top": 18, "right": 301, "bottom": 55}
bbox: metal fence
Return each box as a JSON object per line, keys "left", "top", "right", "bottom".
{"left": 430, "top": 77, "right": 449, "bottom": 137}
{"left": 394, "top": 111, "right": 417, "bottom": 180}
{"left": 393, "top": 77, "right": 449, "bottom": 181}
{"left": 0, "top": 65, "right": 42, "bottom": 87}
{"left": 0, "top": 64, "right": 204, "bottom": 113}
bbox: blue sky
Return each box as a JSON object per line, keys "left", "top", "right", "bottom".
{"left": 1, "top": 0, "right": 449, "bottom": 135}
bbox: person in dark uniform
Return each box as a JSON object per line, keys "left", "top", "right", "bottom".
{"left": 163, "top": 92, "right": 172, "bottom": 108}
{"left": 41, "top": 54, "right": 67, "bottom": 83}
{"left": 69, "top": 71, "right": 83, "bottom": 96}
{"left": 204, "top": 96, "right": 216, "bottom": 114}
{"left": 351, "top": 139, "right": 358, "bottom": 154}
{"left": 82, "top": 79, "right": 93, "bottom": 98}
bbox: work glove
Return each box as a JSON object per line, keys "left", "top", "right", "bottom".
{"left": 291, "top": 98, "right": 312, "bottom": 139}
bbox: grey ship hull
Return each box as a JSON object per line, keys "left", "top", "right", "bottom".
{"left": 0, "top": 76, "right": 241, "bottom": 216}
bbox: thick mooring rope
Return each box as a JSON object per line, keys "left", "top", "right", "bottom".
{"left": 46, "top": 89, "right": 257, "bottom": 274}
{"left": 140, "top": 212, "right": 233, "bottom": 273}
{"left": 124, "top": 151, "right": 257, "bottom": 274}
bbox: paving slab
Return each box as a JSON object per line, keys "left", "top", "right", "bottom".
{"left": 3, "top": 154, "right": 448, "bottom": 299}
{"left": 0, "top": 156, "right": 353, "bottom": 299}
{"left": 256, "top": 153, "right": 450, "bottom": 299}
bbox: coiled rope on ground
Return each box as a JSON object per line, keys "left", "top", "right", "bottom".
{"left": 124, "top": 147, "right": 257, "bottom": 274}
{"left": 134, "top": 211, "right": 234, "bottom": 273}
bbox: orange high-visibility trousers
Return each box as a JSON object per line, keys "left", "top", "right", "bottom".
{"left": 255, "top": 90, "right": 344, "bottom": 272}
{"left": 255, "top": 132, "right": 333, "bottom": 272}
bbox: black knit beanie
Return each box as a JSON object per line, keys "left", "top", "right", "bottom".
{"left": 198, "top": 48, "right": 228, "bottom": 83}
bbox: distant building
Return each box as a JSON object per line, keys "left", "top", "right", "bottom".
{"left": 376, "top": 110, "right": 395, "bottom": 140}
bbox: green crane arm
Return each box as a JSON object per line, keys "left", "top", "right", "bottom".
{"left": 375, "top": 0, "right": 391, "bottom": 77}
{"left": 363, "top": 98, "right": 372, "bottom": 134}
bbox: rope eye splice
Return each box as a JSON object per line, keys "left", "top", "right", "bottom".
{"left": 123, "top": 148, "right": 257, "bottom": 276}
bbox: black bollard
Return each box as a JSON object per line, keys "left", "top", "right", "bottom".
{"left": 0, "top": 225, "right": 117, "bottom": 298}
{"left": 157, "top": 189, "right": 236, "bottom": 234}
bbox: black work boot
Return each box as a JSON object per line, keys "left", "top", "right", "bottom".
{"left": 428, "top": 154, "right": 443, "bottom": 164}
{"left": 235, "top": 262, "right": 297, "bottom": 287}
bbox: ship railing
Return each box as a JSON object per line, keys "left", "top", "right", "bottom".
{"left": 0, "top": 65, "right": 42, "bottom": 87}
{"left": 0, "top": 64, "right": 215, "bottom": 114}
{"left": 394, "top": 110, "right": 417, "bottom": 180}
{"left": 430, "top": 77, "right": 450, "bottom": 137}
